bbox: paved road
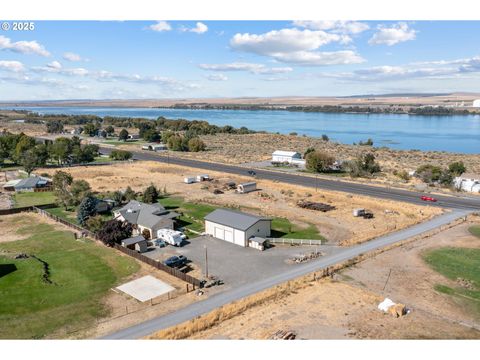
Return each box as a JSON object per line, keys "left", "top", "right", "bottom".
{"left": 102, "top": 209, "right": 470, "bottom": 339}
{"left": 99, "top": 147, "right": 480, "bottom": 211}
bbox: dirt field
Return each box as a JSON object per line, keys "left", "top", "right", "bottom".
{"left": 38, "top": 161, "right": 441, "bottom": 246}
{"left": 2, "top": 92, "right": 479, "bottom": 108}
{"left": 183, "top": 218, "right": 480, "bottom": 340}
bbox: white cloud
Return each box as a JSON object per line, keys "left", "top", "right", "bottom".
{"left": 205, "top": 73, "right": 228, "bottom": 81}
{"left": 47, "top": 61, "right": 62, "bottom": 70}
{"left": 0, "top": 60, "right": 25, "bottom": 72}
{"left": 272, "top": 50, "right": 364, "bottom": 66}
{"left": 369, "top": 22, "right": 416, "bottom": 46}
{"left": 199, "top": 62, "right": 293, "bottom": 74}
{"left": 319, "top": 55, "right": 480, "bottom": 82}
{"left": 181, "top": 22, "right": 208, "bottom": 34}
{"left": 0, "top": 35, "right": 50, "bottom": 57}
{"left": 62, "top": 52, "right": 87, "bottom": 62}
{"left": 293, "top": 20, "right": 369, "bottom": 34}
{"left": 148, "top": 21, "right": 172, "bottom": 32}
{"left": 230, "top": 28, "right": 364, "bottom": 66}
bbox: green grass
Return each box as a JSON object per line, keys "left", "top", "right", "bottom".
{"left": 45, "top": 206, "right": 78, "bottom": 223}
{"left": 0, "top": 220, "right": 140, "bottom": 339}
{"left": 468, "top": 225, "right": 480, "bottom": 239}
{"left": 423, "top": 247, "right": 480, "bottom": 317}
{"left": 159, "top": 196, "right": 217, "bottom": 232}
{"left": 271, "top": 218, "right": 325, "bottom": 241}
{"left": 13, "top": 191, "right": 56, "bottom": 208}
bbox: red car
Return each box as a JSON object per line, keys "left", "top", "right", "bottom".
{"left": 421, "top": 196, "right": 437, "bottom": 202}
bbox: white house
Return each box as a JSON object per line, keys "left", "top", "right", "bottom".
{"left": 204, "top": 208, "right": 271, "bottom": 248}
{"left": 472, "top": 99, "right": 480, "bottom": 108}
{"left": 272, "top": 150, "right": 302, "bottom": 164}
{"left": 454, "top": 173, "right": 480, "bottom": 193}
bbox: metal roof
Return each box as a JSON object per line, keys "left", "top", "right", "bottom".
{"left": 272, "top": 150, "right": 301, "bottom": 157}
{"left": 205, "top": 208, "right": 270, "bottom": 231}
{"left": 121, "top": 235, "right": 146, "bottom": 246}
{"left": 14, "top": 176, "right": 50, "bottom": 189}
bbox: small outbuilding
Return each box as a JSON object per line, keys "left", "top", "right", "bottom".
{"left": 454, "top": 173, "right": 480, "bottom": 193}
{"left": 121, "top": 235, "right": 148, "bottom": 253}
{"left": 237, "top": 182, "right": 257, "bottom": 194}
{"left": 204, "top": 208, "right": 271, "bottom": 248}
{"left": 272, "top": 150, "right": 302, "bottom": 164}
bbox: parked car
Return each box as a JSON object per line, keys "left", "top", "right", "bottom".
{"left": 247, "top": 170, "right": 256, "bottom": 176}
{"left": 163, "top": 255, "right": 188, "bottom": 268}
{"left": 420, "top": 196, "right": 437, "bottom": 202}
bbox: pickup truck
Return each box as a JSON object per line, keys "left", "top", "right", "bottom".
{"left": 163, "top": 255, "right": 188, "bottom": 268}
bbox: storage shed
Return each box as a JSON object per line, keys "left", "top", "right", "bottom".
{"left": 121, "top": 235, "right": 148, "bottom": 253}
{"left": 204, "top": 208, "right": 271, "bottom": 248}
{"left": 272, "top": 150, "right": 302, "bottom": 163}
{"left": 237, "top": 182, "right": 257, "bottom": 194}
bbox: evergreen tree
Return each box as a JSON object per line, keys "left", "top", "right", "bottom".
{"left": 77, "top": 195, "right": 98, "bottom": 226}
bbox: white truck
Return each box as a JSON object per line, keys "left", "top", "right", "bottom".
{"left": 156, "top": 229, "right": 186, "bottom": 247}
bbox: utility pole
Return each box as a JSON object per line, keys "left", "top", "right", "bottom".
{"left": 204, "top": 245, "right": 209, "bottom": 279}
{"left": 315, "top": 174, "right": 318, "bottom": 192}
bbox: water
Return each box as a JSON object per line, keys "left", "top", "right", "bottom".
{"left": 3, "top": 106, "right": 480, "bottom": 154}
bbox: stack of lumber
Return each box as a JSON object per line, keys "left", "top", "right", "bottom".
{"left": 297, "top": 200, "right": 336, "bottom": 212}
{"left": 271, "top": 330, "right": 297, "bottom": 340}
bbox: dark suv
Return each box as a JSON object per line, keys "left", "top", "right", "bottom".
{"left": 163, "top": 255, "right": 188, "bottom": 268}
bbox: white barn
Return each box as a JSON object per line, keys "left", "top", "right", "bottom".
{"left": 204, "top": 208, "right": 271, "bottom": 248}
{"left": 272, "top": 150, "right": 302, "bottom": 163}
{"left": 454, "top": 173, "right": 480, "bottom": 193}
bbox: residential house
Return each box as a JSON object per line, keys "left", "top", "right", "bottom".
{"left": 113, "top": 200, "right": 179, "bottom": 238}
{"left": 3, "top": 176, "right": 52, "bottom": 192}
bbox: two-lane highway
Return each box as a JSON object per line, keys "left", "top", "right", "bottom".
{"left": 100, "top": 146, "right": 480, "bottom": 211}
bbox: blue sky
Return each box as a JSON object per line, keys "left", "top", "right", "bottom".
{"left": 1, "top": 20, "right": 480, "bottom": 100}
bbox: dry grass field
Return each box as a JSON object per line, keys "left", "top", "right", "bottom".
{"left": 150, "top": 217, "right": 480, "bottom": 340}
{"left": 39, "top": 161, "right": 441, "bottom": 246}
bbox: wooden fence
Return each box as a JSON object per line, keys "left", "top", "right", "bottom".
{"left": 114, "top": 244, "right": 202, "bottom": 288}
{"left": 0, "top": 203, "right": 56, "bottom": 216}
{"left": 32, "top": 206, "right": 203, "bottom": 288}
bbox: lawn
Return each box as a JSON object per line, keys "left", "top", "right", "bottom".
{"left": 13, "top": 191, "right": 56, "bottom": 208}
{"left": 423, "top": 247, "right": 480, "bottom": 317}
{"left": 271, "top": 218, "right": 325, "bottom": 241}
{"left": 159, "top": 196, "right": 217, "bottom": 233}
{"left": 468, "top": 225, "right": 480, "bottom": 239}
{"left": 0, "top": 217, "right": 140, "bottom": 339}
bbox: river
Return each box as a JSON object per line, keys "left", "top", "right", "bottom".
{"left": 3, "top": 106, "right": 480, "bottom": 154}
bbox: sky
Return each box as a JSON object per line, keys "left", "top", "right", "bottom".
{"left": 1, "top": 20, "right": 480, "bottom": 100}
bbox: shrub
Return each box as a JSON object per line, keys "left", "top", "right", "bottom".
{"left": 118, "top": 129, "right": 129, "bottom": 141}
{"left": 448, "top": 161, "right": 466, "bottom": 176}
{"left": 188, "top": 137, "right": 206, "bottom": 152}
{"left": 85, "top": 215, "right": 106, "bottom": 233}
{"left": 109, "top": 149, "right": 132, "bottom": 161}
{"left": 305, "top": 151, "right": 335, "bottom": 173}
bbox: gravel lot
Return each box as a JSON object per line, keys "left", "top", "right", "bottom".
{"left": 144, "top": 235, "right": 338, "bottom": 287}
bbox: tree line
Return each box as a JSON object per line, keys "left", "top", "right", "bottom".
{"left": 0, "top": 131, "right": 101, "bottom": 174}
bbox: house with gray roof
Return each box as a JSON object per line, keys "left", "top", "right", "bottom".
{"left": 113, "top": 200, "right": 179, "bottom": 239}
{"left": 3, "top": 176, "right": 52, "bottom": 192}
{"left": 204, "top": 208, "right": 271, "bottom": 249}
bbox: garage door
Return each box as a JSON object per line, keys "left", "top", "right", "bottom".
{"left": 214, "top": 227, "right": 224, "bottom": 240}
{"left": 224, "top": 230, "right": 233, "bottom": 242}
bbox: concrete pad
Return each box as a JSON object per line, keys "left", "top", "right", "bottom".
{"left": 116, "top": 275, "right": 174, "bottom": 302}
